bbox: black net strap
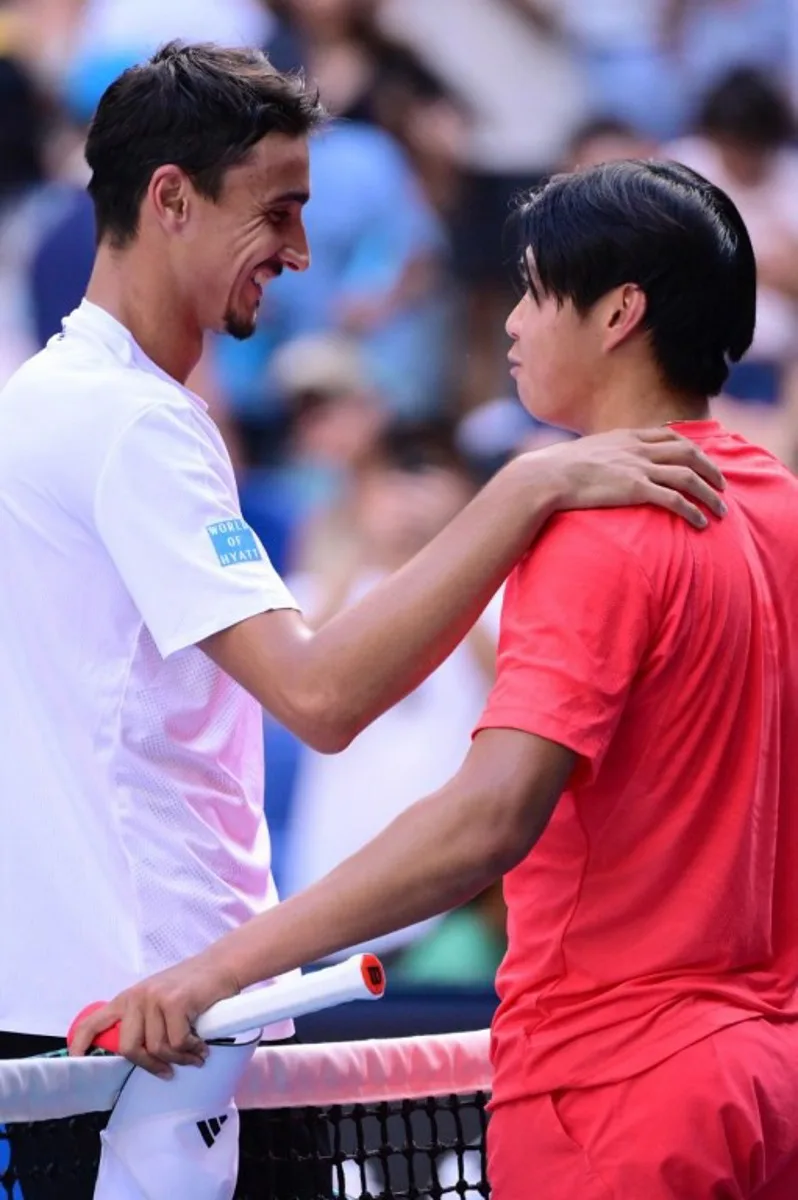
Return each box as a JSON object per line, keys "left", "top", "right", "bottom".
{"left": 0, "top": 1092, "right": 491, "bottom": 1199}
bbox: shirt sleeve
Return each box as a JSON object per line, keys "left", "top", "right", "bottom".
{"left": 474, "top": 514, "right": 653, "bottom": 780}
{"left": 94, "top": 402, "right": 297, "bottom": 658}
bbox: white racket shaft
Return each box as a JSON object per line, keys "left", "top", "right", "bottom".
{"left": 194, "top": 952, "right": 385, "bottom": 1041}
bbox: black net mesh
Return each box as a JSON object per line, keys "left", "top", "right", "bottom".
{"left": 0, "top": 1092, "right": 490, "bottom": 1199}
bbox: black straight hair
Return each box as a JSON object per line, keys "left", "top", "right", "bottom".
{"left": 513, "top": 159, "right": 757, "bottom": 397}
{"left": 85, "top": 41, "right": 325, "bottom": 247}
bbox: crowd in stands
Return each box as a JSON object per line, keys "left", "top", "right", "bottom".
{"left": 1, "top": 0, "right": 796, "bottom": 983}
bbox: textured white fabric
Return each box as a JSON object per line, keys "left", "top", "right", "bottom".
{"left": 0, "top": 301, "right": 296, "bottom": 1036}
{"left": 95, "top": 1040, "right": 258, "bottom": 1200}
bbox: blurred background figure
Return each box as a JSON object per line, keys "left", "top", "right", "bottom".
{"left": 559, "top": 0, "right": 689, "bottom": 139}
{"left": 560, "top": 0, "right": 789, "bottom": 141}
{"left": 563, "top": 115, "right": 658, "bottom": 173}
{"left": 668, "top": 66, "right": 798, "bottom": 465}
{"left": 2, "top": 0, "right": 798, "bottom": 1022}
{"left": 379, "top": 0, "right": 587, "bottom": 413}
{"left": 0, "top": 54, "right": 49, "bottom": 383}
{"left": 395, "top": 881, "right": 507, "bottom": 987}
{"left": 242, "top": 333, "right": 389, "bottom": 577}
{"left": 279, "top": 421, "right": 504, "bottom": 974}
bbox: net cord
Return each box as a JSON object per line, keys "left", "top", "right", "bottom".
{"left": 0, "top": 1030, "right": 491, "bottom": 1123}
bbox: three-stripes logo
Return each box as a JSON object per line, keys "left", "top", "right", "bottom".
{"left": 197, "top": 1114, "right": 229, "bottom": 1149}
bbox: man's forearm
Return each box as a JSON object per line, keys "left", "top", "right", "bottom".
{"left": 205, "top": 781, "right": 513, "bottom": 991}
{"left": 205, "top": 429, "right": 724, "bottom": 750}
{"left": 297, "top": 461, "right": 560, "bottom": 742}
{"left": 202, "top": 731, "right": 572, "bottom": 991}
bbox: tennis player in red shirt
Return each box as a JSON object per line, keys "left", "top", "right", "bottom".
{"left": 76, "top": 160, "right": 798, "bottom": 1198}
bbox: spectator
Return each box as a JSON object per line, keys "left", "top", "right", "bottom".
{"left": 560, "top": 0, "right": 687, "bottom": 139}
{"left": 677, "top": 0, "right": 789, "bottom": 97}
{"left": 0, "top": 54, "right": 61, "bottom": 384}
{"left": 267, "top": 0, "right": 467, "bottom": 212}
{"left": 240, "top": 333, "right": 389, "bottom": 577}
{"left": 668, "top": 66, "right": 798, "bottom": 460}
{"left": 281, "top": 421, "right": 502, "bottom": 962}
{"left": 561, "top": 0, "right": 790, "bottom": 142}
{"left": 28, "top": 187, "right": 94, "bottom": 347}
{"left": 563, "top": 115, "right": 657, "bottom": 173}
{"left": 380, "top": 0, "right": 587, "bottom": 412}
{"left": 246, "top": 336, "right": 391, "bottom": 893}
{"left": 65, "top": 0, "right": 273, "bottom": 96}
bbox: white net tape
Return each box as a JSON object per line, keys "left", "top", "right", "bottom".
{"left": 0, "top": 1030, "right": 492, "bottom": 1124}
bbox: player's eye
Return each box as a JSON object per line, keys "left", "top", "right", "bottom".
{"left": 267, "top": 210, "right": 290, "bottom": 227}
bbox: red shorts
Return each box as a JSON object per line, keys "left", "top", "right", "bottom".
{"left": 488, "top": 1018, "right": 798, "bottom": 1199}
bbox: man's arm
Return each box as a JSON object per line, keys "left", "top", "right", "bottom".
{"left": 214, "top": 730, "right": 573, "bottom": 987}
{"left": 202, "top": 429, "right": 725, "bottom": 752}
{"left": 69, "top": 729, "right": 575, "bottom": 1074}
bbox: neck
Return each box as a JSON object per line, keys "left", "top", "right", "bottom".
{"left": 585, "top": 372, "right": 709, "bottom": 435}
{"left": 86, "top": 243, "right": 203, "bottom": 384}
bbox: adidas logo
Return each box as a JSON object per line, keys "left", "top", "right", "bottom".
{"left": 197, "top": 1114, "right": 229, "bottom": 1149}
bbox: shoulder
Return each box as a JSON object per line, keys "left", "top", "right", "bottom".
{"left": 505, "top": 506, "right": 683, "bottom": 617}
{"left": 494, "top": 509, "right": 673, "bottom": 656}
{"left": 3, "top": 340, "right": 214, "bottom": 466}
{"left": 64, "top": 337, "right": 201, "bottom": 425}
{"left": 522, "top": 506, "right": 674, "bottom": 573}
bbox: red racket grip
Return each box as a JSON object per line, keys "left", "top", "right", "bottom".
{"left": 66, "top": 1002, "right": 121, "bottom": 1054}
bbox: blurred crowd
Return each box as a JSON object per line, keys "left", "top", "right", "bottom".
{"left": 2, "top": 0, "right": 798, "bottom": 984}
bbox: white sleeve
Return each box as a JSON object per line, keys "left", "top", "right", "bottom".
{"left": 94, "top": 402, "right": 297, "bottom": 658}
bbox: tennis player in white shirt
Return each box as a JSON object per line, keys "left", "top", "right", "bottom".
{"left": 1, "top": 39, "right": 727, "bottom": 1198}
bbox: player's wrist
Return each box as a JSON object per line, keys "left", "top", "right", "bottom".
{"left": 195, "top": 943, "right": 245, "bottom": 1004}
{"left": 496, "top": 452, "right": 567, "bottom": 526}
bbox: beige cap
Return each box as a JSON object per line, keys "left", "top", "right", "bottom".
{"left": 271, "top": 334, "right": 371, "bottom": 399}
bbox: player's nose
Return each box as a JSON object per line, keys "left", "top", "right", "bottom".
{"left": 281, "top": 222, "right": 311, "bottom": 273}
{"left": 506, "top": 298, "right": 524, "bottom": 340}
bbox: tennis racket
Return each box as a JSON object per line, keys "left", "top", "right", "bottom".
{"left": 67, "top": 953, "right": 386, "bottom": 1053}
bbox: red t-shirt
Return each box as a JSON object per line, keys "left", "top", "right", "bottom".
{"left": 476, "top": 421, "right": 798, "bottom": 1106}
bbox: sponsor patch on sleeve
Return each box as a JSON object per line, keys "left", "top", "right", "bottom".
{"left": 207, "top": 519, "right": 263, "bottom": 567}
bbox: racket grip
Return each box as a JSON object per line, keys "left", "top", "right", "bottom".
{"left": 66, "top": 1002, "right": 124, "bottom": 1054}
{"left": 68, "top": 954, "right": 386, "bottom": 1053}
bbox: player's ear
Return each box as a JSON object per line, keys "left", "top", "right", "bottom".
{"left": 148, "top": 166, "right": 192, "bottom": 234}
{"left": 602, "top": 284, "right": 647, "bottom": 352}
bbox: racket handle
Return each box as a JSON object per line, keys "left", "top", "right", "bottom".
{"left": 197, "top": 953, "right": 385, "bottom": 1040}
{"left": 68, "top": 954, "right": 385, "bottom": 1053}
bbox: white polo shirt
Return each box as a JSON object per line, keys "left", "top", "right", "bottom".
{"left": 0, "top": 301, "right": 296, "bottom": 1037}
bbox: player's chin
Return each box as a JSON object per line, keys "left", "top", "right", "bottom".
{"left": 222, "top": 307, "right": 259, "bottom": 342}
{"left": 515, "top": 379, "right": 545, "bottom": 421}
{"left": 516, "top": 378, "right": 563, "bottom": 428}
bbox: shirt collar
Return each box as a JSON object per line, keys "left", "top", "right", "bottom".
{"left": 61, "top": 299, "right": 209, "bottom": 412}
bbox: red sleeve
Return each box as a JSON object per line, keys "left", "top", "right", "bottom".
{"left": 475, "top": 513, "right": 653, "bottom": 780}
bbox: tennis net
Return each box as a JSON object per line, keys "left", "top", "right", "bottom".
{"left": 0, "top": 1029, "right": 492, "bottom": 1198}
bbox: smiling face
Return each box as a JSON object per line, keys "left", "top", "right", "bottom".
{"left": 152, "top": 132, "right": 311, "bottom": 341}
